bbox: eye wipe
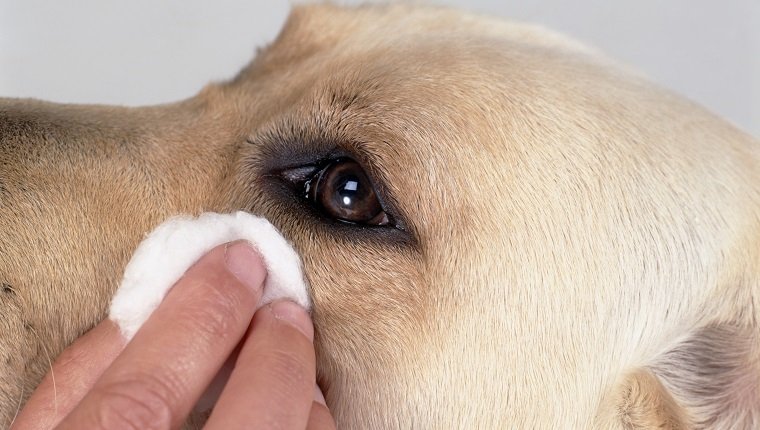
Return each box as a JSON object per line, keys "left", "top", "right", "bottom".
{"left": 109, "top": 211, "right": 310, "bottom": 341}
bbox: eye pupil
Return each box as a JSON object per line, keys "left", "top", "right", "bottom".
{"left": 336, "top": 177, "right": 360, "bottom": 207}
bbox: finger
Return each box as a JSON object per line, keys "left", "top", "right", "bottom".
{"left": 10, "top": 321, "right": 125, "bottom": 429}
{"left": 205, "top": 300, "right": 316, "bottom": 429}
{"left": 57, "top": 241, "right": 266, "bottom": 430}
{"left": 306, "top": 387, "right": 337, "bottom": 430}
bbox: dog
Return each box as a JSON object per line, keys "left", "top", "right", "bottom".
{"left": 1, "top": 4, "right": 758, "bottom": 429}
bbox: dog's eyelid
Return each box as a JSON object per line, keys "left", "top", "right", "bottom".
{"left": 249, "top": 127, "right": 412, "bottom": 235}
{"left": 277, "top": 165, "right": 320, "bottom": 184}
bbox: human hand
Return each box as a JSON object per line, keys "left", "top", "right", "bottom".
{"left": 12, "top": 241, "right": 335, "bottom": 429}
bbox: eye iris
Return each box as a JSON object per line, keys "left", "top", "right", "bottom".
{"left": 314, "top": 160, "right": 384, "bottom": 223}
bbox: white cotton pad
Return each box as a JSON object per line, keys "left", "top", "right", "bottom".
{"left": 109, "top": 211, "right": 310, "bottom": 341}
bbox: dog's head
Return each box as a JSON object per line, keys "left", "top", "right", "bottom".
{"left": 1, "top": 4, "right": 759, "bottom": 428}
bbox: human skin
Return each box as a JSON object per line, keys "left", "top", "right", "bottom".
{"left": 10, "top": 241, "right": 335, "bottom": 429}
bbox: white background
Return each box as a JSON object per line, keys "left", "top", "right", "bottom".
{"left": 1, "top": 1, "right": 758, "bottom": 136}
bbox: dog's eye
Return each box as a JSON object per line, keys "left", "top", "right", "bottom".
{"left": 306, "top": 159, "right": 390, "bottom": 226}
{"left": 278, "top": 158, "right": 391, "bottom": 226}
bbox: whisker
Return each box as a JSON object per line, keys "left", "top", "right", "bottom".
{"left": 31, "top": 325, "right": 58, "bottom": 418}
{"left": 13, "top": 323, "right": 58, "bottom": 424}
{"left": 8, "top": 384, "right": 24, "bottom": 427}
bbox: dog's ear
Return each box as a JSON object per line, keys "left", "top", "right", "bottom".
{"left": 598, "top": 368, "right": 690, "bottom": 429}
{"left": 599, "top": 324, "right": 760, "bottom": 429}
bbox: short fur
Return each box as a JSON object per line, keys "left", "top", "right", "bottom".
{"left": 0, "top": 4, "right": 758, "bottom": 428}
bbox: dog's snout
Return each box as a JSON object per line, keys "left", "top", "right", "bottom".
{"left": 1, "top": 100, "right": 46, "bottom": 143}
{"left": 0, "top": 99, "right": 87, "bottom": 157}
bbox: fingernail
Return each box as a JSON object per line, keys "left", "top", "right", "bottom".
{"left": 224, "top": 241, "right": 266, "bottom": 293}
{"left": 314, "top": 385, "right": 327, "bottom": 406}
{"left": 271, "top": 300, "right": 314, "bottom": 341}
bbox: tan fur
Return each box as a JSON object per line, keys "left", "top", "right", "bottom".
{"left": 600, "top": 369, "right": 690, "bottom": 429}
{"left": 1, "top": 4, "right": 758, "bottom": 428}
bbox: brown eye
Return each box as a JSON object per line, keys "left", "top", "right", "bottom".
{"left": 308, "top": 159, "right": 390, "bottom": 225}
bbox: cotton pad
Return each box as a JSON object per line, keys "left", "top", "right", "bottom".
{"left": 109, "top": 211, "right": 310, "bottom": 341}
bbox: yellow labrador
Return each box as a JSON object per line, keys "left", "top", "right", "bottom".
{"left": 1, "top": 4, "right": 758, "bottom": 429}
